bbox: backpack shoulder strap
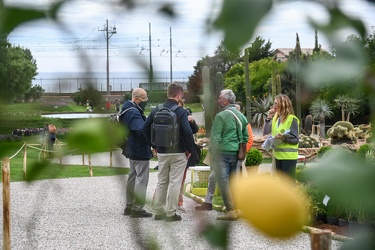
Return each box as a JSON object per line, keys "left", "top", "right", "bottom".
{"left": 169, "top": 104, "right": 181, "bottom": 112}
{"left": 118, "top": 107, "right": 137, "bottom": 122}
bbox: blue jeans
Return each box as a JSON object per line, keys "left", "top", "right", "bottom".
{"left": 214, "top": 154, "right": 238, "bottom": 211}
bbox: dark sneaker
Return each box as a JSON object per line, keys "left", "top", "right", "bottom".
{"left": 195, "top": 202, "right": 212, "bottom": 211}
{"left": 130, "top": 210, "right": 152, "bottom": 218}
{"left": 165, "top": 214, "right": 182, "bottom": 222}
{"left": 124, "top": 207, "right": 132, "bottom": 215}
{"left": 154, "top": 165, "right": 159, "bottom": 170}
{"left": 154, "top": 212, "right": 166, "bottom": 220}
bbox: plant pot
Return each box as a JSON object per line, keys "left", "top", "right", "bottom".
{"left": 314, "top": 213, "right": 327, "bottom": 224}
{"left": 245, "top": 165, "right": 259, "bottom": 175}
{"left": 338, "top": 219, "right": 349, "bottom": 227}
{"left": 326, "top": 216, "right": 339, "bottom": 226}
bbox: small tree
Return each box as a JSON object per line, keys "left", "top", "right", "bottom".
{"left": 309, "top": 98, "right": 334, "bottom": 138}
{"left": 333, "top": 95, "right": 359, "bottom": 122}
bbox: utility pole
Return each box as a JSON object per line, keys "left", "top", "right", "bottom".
{"left": 170, "top": 27, "right": 172, "bottom": 83}
{"left": 99, "top": 19, "right": 116, "bottom": 96}
{"left": 149, "top": 23, "right": 153, "bottom": 92}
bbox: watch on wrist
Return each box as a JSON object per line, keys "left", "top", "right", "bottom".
{"left": 265, "top": 118, "right": 271, "bottom": 122}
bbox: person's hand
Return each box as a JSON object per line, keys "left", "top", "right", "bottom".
{"left": 274, "top": 134, "right": 283, "bottom": 140}
{"left": 186, "top": 152, "right": 191, "bottom": 159}
{"left": 267, "top": 105, "right": 276, "bottom": 119}
{"left": 188, "top": 115, "right": 194, "bottom": 123}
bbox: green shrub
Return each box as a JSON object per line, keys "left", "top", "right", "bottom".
{"left": 199, "top": 148, "right": 208, "bottom": 166}
{"left": 317, "top": 145, "right": 332, "bottom": 158}
{"left": 357, "top": 143, "right": 374, "bottom": 158}
{"left": 295, "top": 165, "right": 309, "bottom": 183}
{"left": 245, "top": 148, "right": 262, "bottom": 166}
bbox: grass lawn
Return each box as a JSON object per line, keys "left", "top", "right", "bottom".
{"left": 2, "top": 102, "right": 87, "bottom": 114}
{"left": 1, "top": 140, "right": 129, "bottom": 182}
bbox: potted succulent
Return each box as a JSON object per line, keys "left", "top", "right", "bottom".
{"left": 245, "top": 148, "right": 263, "bottom": 174}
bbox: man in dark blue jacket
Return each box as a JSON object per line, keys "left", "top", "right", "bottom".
{"left": 143, "top": 83, "right": 194, "bottom": 222}
{"left": 122, "top": 88, "right": 153, "bottom": 218}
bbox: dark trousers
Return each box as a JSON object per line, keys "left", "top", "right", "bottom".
{"left": 48, "top": 138, "right": 56, "bottom": 157}
{"left": 275, "top": 159, "right": 297, "bottom": 178}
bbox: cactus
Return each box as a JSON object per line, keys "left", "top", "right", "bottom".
{"left": 327, "top": 121, "right": 356, "bottom": 144}
{"left": 272, "top": 77, "right": 276, "bottom": 99}
{"left": 276, "top": 74, "right": 281, "bottom": 95}
{"left": 298, "top": 134, "right": 320, "bottom": 148}
{"left": 359, "top": 124, "right": 371, "bottom": 133}
{"left": 203, "top": 66, "right": 213, "bottom": 137}
{"left": 212, "top": 72, "right": 224, "bottom": 116}
{"left": 303, "top": 115, "right": 313, "bottom": 136}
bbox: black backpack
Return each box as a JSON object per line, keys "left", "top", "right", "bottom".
{"left": 151, "top": 104, "right": 180, "bottom": 147}
{"left": 109, "top": 107, "right": 137, "bottom": 149}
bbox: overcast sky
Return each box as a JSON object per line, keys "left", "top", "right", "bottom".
{"left": 6, "top": 0, "right": 375, "bottom": 78}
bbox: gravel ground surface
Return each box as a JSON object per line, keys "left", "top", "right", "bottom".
{"left": 1, "top": 155, "right": 343, "bottom": 250}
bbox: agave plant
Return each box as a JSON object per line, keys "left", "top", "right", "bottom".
{"left": 250, "top": 95, "right": 273, "bottom": 128}
{"left": 309, "top": 98, "right": 334, "bottom": 138}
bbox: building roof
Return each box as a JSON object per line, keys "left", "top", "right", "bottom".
{"left": 273, "top": 48, "right": 317, "bottom": 61}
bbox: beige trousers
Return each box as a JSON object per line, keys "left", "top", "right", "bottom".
{"left": 153, "top": 153, "right": 187, "bottom": 217}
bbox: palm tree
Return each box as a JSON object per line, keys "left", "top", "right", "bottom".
{"left": 333, "top": 95, "right": 359, "bottom": 122}
{"left": 250, "top": 95, "right": 273, "bottom": 128}
{"left": 310, "top": 98, "right": 334, "bottom": 138}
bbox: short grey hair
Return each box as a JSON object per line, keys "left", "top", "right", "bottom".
{"left": 220, "top": 89, "right": 236, "bottom": 103}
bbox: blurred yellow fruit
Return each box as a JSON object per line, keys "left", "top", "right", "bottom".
{"left": 231, "top": 174, "right": 308, "bottom": 238}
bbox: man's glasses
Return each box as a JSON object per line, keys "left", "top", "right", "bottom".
{"left": 136, "top": 96, "right": 148, "bottom": 101}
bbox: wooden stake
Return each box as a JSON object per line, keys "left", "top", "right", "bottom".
{"left": 310, "top": 230, "right": 332, "bottom": 250}
{"left": 23, "top": 144, "right": 27, "bottom": 179}
{"left": 2, "top": 157, "right": 11, "bottom": 250}
{"left": 88, "top": 153, "right": 93, "bottom": 177}
{"left": 110, "top": 149, "right": 112, "bottom": 167}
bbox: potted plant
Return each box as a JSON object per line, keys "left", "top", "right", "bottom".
{"left": 245, "top": 148, "right": 263, "bottom": 174}
{"left": 325, "top": 197, "right": 342, "bottom": 226}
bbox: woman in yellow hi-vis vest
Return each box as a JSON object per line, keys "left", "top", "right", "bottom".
{"left": 263, "top": 94, "right": 300, "bottom": 178}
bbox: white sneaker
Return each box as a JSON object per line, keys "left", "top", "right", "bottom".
{"left": 177, "top": 206, "right": 186, "bottom": 213}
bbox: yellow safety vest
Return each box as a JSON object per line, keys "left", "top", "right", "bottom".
{"left": 271, "top": 114, "right": 299, "bottom": 160}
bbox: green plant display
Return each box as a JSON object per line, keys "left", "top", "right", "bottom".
{"left": 298, "top": 134, "right": 319, "bottom": 148}
{"left": 317, "top": 146, "right": 332, "bottom": 158}
{"left": 245, "top": 148, "right": 263, "bottom": 166}
{"left": 357, "top": 144, "right": 374, "bottom": 158}
{"left": 199, "top": 148, "right": 208, "bottom": 166}
{"left": 327, "top": 121, "right": 357, "bottom": 144}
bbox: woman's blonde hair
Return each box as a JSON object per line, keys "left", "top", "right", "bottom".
{"left": 274, "top": 94, "right": 294, "bottom": 123}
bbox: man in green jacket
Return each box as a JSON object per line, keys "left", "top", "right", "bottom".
{"left": 210, "top": 89, "right": 249, "bottom": 220}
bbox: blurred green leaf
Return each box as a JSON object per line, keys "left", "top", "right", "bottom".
{"left": 213, "top": 0, "right": 272, "bottom": 52}
{"left": 25, "top": 160, "right": 53, "bottom": 182}
{"left": 0, "top": 141, "right": 24, "bottom": 159}
{"left": 340, "top": 234, "right": 375, "bottom": 250}
{"left": 200, "top": 222, "right": 229, "bottom": 248}
{"left": 305, "top": 150, "right": 375, "bottom": 208}
{"left": 309, "top": 7, "right": 366, "bottom": 42}
{"left": 158, "top": 3, "right": 175, "bottom": 18}
{"left": 48, "top": 0, "right": 66, "bottom": 20}
{"left": 301, "top": 42, "right": 367, "bottom": 87}
{"left": 0, "top": 6, "right": 46, "bottom": 34}
{"left": 66, "top": 119, "right": 125, "bottom": 154}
